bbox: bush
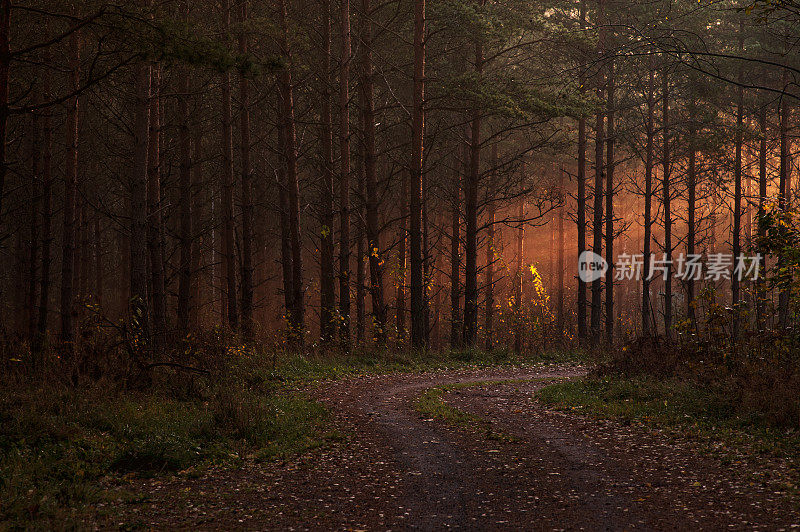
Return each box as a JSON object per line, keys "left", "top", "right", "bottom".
{"left": 0, "top": 365, "right": 329, "bottom": 528}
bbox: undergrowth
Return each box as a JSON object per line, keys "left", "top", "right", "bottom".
{"left": 537, "top": 376, "right": 800, "bottom": 461}
{"left": 270, "top": 345, "right": 582, "bottom": 382}
{"left": 1, "top": 345, "right": 583, "bottom": 528}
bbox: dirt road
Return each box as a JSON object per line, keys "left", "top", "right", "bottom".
{"left": 118, "top": 365, "right": 800, "bottom": 530}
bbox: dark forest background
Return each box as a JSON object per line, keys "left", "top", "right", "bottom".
{"left": 0, "top": 0, "right": 798, "bottom": 378}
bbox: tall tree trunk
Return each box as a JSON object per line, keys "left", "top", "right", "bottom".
{"left": 147, "top": 66, "right": 166, "bottom": 350}
{"left": 422, "top": 163, "right": 431, "bottom": 346}
{"left": 732, "top": 23, "right": 744, "bottom": 337}
{"left": 397, "top": 173, "right": 407, "bottom": 341}
{"left": 131, "top": 56, "right": 151, "bottom": 346}
{"left": 746, "top": 144, "right": 753, "bottom": 249}
{"left": 27, "top": 104, "right": 41, "bottom": 341}
{"left": 221, "top": 0, "right": 238, "bottom": 330}
{"left": 687, "top": 79, "right": 697, "bottom": 327}
{"left": 338, "top": 0, "right": 353, "bottom": 347}
{"left": 604, "top": 59, "right": 614, "bottom": 345}
{"left": 177, "top": 0, "right": 192, "bottom": 334}
{"left": 450, "top": 156, "right": 462, "bottom": 349}
{"left": 549, "top": 210, "right": 554, "bottom": 298}
{"left": 190, "top": 124, "right": 203, "bottom": 328}
{"left": 0, "top": 0, "right": 10, "bottom": 233}
{"left": 93, "top": 212, "right": 102, "bottom": 309}
{"left": 463, "top": 12, "right": 483, "bottom": 347}
{"left": 319, "top": 0, "right": 336, "bottom": 343}
{"left": 484, "top": 152, "right": 496, "bottom": 351}
{"left": 756, "top": 105, "right": 767, "bottom": 329}
{"left": 576, "top": 0, "right": 587, "bottom": 340}
{"left": 239, "top": 0, "right": 254, "bottom": 341}
{"left": 78, "top": 198, "right": 89, "bottom": 304}
{"left": 662, "top": 58, "right": 672, "bottom": 339}
{"left": 410, "top": 0, "right": 426, "bottom": 349}
{"left": 356, "top": 162, "right": 366, "bottom": 345}
{"left": 557, "top": 170, "right": 565, "bottom": 334}
{"left": 277, "top": 124, "right": 294, "bottom": 327}
{"left": 514, "top": 198, "right": 524, "bottom": 354}
{"left": 432, "top": 236, "right": 443, "bottom": 350}
{"left": 14, "top": 228, "right": 23, "bottom": 333}
{"left": 642, "top": 55, "right": 654, "bottom": 337}
{"left": 778, "top": 68, "right": 790, "bottom": 329}
{"left": 590, "top": 0, "right": 604, "bottom": 340}
{"left": 34, "top": 66, "right": 53, "bottom": 356}
{"left": 360, "top": 0, "right": 387, "bottom": 344}
{"left": 277, "top": 0, "right": 304, "bottom": 343}
{"left": 60, "top": 28, "right": 80, "bottom": 354}
{"left": 72, "top": 201, "right": 81, "bottom": 308}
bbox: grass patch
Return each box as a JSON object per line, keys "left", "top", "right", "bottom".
{"left": 536, "top": 376, "right": 800, "bottom": 460}
{"left": 415, "top": 382, "right": 486, "bottom": 428}
{"left": 414, "top": 379, "right": 557, "bottom": 441}
{"left": 269, "top": 346, "right": 585, "bottom": 383}
{"left": 0, "top": 381, "right": 330, "bottom": 529}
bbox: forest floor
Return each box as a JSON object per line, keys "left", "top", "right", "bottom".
{"left": 110, "top": 363, "right": 800, "bottom": 530}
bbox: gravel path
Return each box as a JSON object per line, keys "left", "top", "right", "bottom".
{"left": 114, "top": 365, "right": 800, "bottom": 530}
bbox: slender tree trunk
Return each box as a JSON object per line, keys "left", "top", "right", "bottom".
{"left": 687, "top": 81, "right": 697, "bottom": 327}
{"left": 450, "top": 156, "right": 462, "bottom": 349}
{"left": 576, "top": 0, "right": 587, "bottom": 340}
{"left": 78, "top": 198, "right": 89, "bottom": 305}
{"left": 356, "top": 162, "right": 366, "bottom": 345}
{"left": 277, "top": 0, "right": 304, "bottom": 342}
{"left": 190, "top": 125, "right": 203, "bottom": 328}
{"left": 220, "top": 0, "right": 238, "bottom": 330}
{"left": 662, "top": 58, "right": 672, "bottom": 339}
{"left": 147, "top": 66, "right": 166, "bottom": 350}
{"left": 177, "top": 0, "right": 192, "bottom": 334}
{"left": 463, "top": 15, "right": 483, "bottom": 347}
{"left": 72, "top": 202, "right": 81, "bottom": 309}
{"left": 746, "top": 144, "right": 753, "bottom": 249}
{"left": 549, "top": 210, "right": 554, "bottom": 297}
{"left": 60, "top": 28, "right": 80, "bottom": 354}
{"left": 239, "top": 0, "right": 254, "bottom": 341}
{"left": 131, "top": 55, "right": 151, "bottom": 346}
{"left": 557, "top": 170, "right": 565, "bottom": 334}
{"left": 27, "top": 105, "right": 41, "bottom": 341}
{"left": 338, "top": 0, "right": 353, "bottom": 347}
{"left": 604, "top": 59, "right": 614, "bottom": 345}
{"left": 319, "top": 0, "right": 336, "bottom": 343}
{"left": 778, "top": 68, "right": 790, "bottom": 329}
{"left": 14, "top": 230, "right": 23, "bottom": 333}
{"left": 432, "top": 239, "right": 443, "bottom": 350}
{"left": 757, "top": 105, "right": 767, "bottom": 329}
{"left": 642, "top": 55, "right": 654, "bottom": 337}
{"left": 514, "top": 199, "right": 524, "bottom": 354}
{"left": 34, "top": 67, "right": 53, "bottom": 356}
{"left": 93, "top": 212, "right": 102, "bottom": 308}
{"left": 397, "top": 173, "right": 407, "bottom": 341}
{"left": 410, "top": 0, "right": 426, "bottom": 349}
{"left": 0, "top": 0, "right": 10, "bottom": 232}
{"left": 484, "top": 152, "right": 496, "bottom": 351}
{"left": 277, "top": 125, "right": 294, "bottom": 326}
{"left": 422, "top": 165, "right": 431, "bottom": 346}
{"left": 360, "top": 0, "right": 387, "bottom": 344}
{"left": 732, "top": 23, "right": 744, "bottom": 337}
{"left": 590, "top": 0, "right": 604, "bottom": 340}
